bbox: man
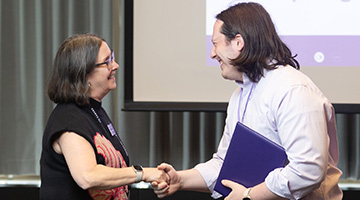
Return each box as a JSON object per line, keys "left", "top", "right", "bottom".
{"left": 153, "top": 2, "right": 343, "bottom": 200}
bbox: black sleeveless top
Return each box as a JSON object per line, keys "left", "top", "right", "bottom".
{"left": 40, "top": 99, "right": 130, "bottom": 200}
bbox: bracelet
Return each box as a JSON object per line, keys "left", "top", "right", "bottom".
{"left": 242, "top": 187, "right": 252, "bottom": 200}
{"left": 132, "top": 165, "right": 143, "bottom": 183}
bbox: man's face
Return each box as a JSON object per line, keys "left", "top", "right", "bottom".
{"left": 210, "top": 20, "right": 243, "bottom": 82}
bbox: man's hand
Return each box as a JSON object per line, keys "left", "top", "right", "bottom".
{"left": 151, "top": 163, "right": 180, "bottom": 198}
{"left": 221, "top": 179, "right": 246, "bottom": 200}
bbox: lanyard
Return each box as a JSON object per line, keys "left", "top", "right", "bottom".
{"left": 238, "top": 83, "right": 255, "bottom": 123}
{"left": 90, "top": 107, "right": 129, "bottom": 156}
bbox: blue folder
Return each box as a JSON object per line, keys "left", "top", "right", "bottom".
{"left": 214, "top": 122, "right": 287, "bottom": 197}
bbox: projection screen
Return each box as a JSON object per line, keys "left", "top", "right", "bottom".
{"left": 124, "top": 0, "right": 360, "bottom": 112}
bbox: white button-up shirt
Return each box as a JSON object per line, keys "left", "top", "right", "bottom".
{"left": 195, "top": 66, "right": 343, "bottom": 199}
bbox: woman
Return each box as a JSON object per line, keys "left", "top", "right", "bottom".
{"left": 40, "top": 34, "right": 168, "bottom": 200}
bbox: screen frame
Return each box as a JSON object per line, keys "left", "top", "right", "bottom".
{"left": 123, "top": 0, "right": 360, "bottom": 113}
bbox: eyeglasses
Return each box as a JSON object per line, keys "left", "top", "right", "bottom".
{"left": 95, "top": 50, "right": 115, "bottom": 70}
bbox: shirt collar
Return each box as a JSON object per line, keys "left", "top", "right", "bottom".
{"left": 236, "top": 72, "right": 253, "bottom": 88}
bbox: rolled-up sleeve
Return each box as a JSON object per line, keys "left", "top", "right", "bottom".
{"left": 194, "top": 116, "right": 235, "bottom": 198}
{"left": 194, "top": 88, "right": 242, "bottom": 198}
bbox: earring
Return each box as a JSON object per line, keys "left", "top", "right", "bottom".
{"left": 88, "top": 82, "right": 91, "bottom": 87}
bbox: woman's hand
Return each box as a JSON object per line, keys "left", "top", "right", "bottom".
{"left": 142, "top": 167, "right": 170, "bottom": 185}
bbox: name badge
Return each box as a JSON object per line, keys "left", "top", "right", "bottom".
{"left": 107, "top": 123, "right": 117, "bottom": 136}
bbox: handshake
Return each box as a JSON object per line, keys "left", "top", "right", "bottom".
{"left": 140, "top": 163, "right": 253, "bottom": 200}
{"left": 141, "top": 163, "right": 180, "bottom": 198}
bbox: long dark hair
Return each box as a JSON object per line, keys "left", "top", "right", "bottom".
{"left": 46, "top": 33, "right": 105, "bottom": 106}
{"left": 216, "top": 2, "right": 300, "bottom": 82}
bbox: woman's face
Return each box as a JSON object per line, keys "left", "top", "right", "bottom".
{"left": 87, "top": 41, "right": 119, "bottom": 101}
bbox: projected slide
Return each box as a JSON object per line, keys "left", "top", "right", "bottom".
{"left": 126, "top": 0, "right": 360, "bottom": 112}
{"left": 206, "top": 0, "right": 360, "bottom": 67}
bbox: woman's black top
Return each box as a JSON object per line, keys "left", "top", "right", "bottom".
{"left": 40, "top": 99, "right": 130, "bottom": 200}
